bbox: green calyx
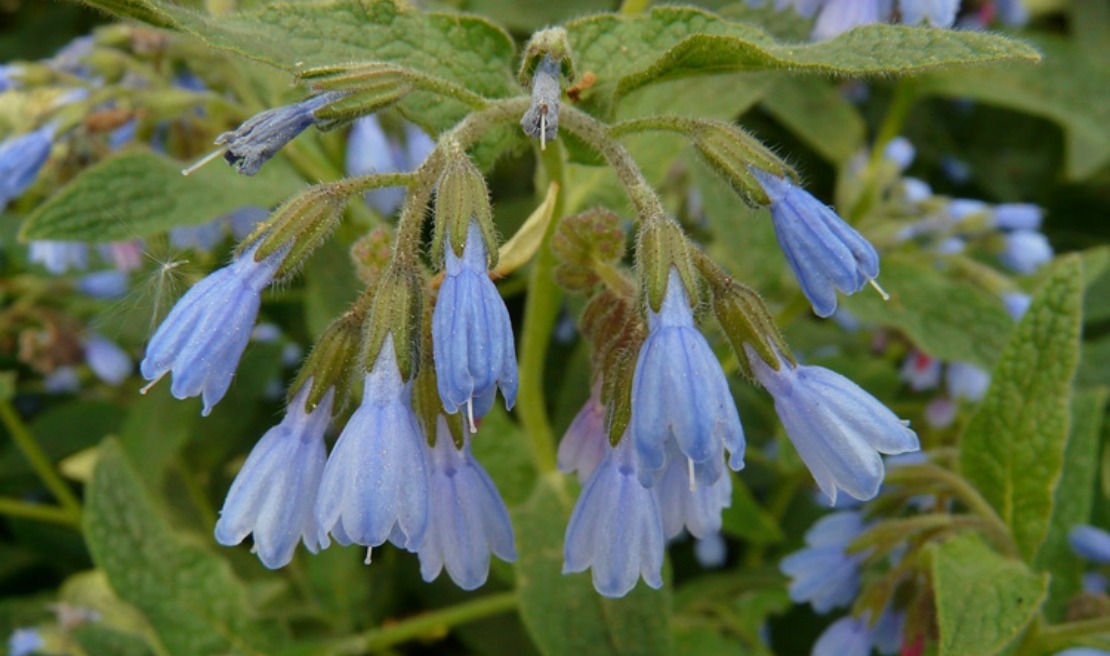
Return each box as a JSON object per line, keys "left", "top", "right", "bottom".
{"left": 636, "top": 219, "right": 698, "bottom": 313}
{"left": 518, "top": 27, "right": 576, "bottom": 86}
{"left": 362, "top": 266, "right": 424, "bottom": 382}
{"left": 288, "top": 309, "right": 365, "bottom": 414}
{"left": 432, "top": 148, "right": 497, "bottom": 267}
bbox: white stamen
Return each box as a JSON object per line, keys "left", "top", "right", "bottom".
{"left": 139, "top": 373, "right": 165, "bottom": 395}
{"left": 540, "top": 111, "right": 547, "bottom": 151}
{"left": 180, "top": 147, "right": 225, "bottom": 176}
{"left": 868, "top": 278, "right": 890, "bottom": 301}
{"left": 687, "top": 458, "right": 697, "bottom": 492}
{"left": 466, "top": 397, "right": 478, "bottom": 434}
{"left": 364, "top": 547, "right": 373, "bottom": 565}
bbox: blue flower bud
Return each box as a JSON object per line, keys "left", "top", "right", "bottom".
{"left": 216, "top": 92, "right": 344, "bottom": 175}
{"left": 780, "top": 511, "right": 866, "bottom": 613}
{"left": 418, "top": 417, "right": 516, "bottom": 590}
{"left": 1069, "top": 524, "right": 1110, "bottom": 565}
{"left": 992, "top": 203, "right": 1043, "bottom": 231}
{"left": 813, "top": 615, "right": 873, "bottom": 656}
{"left": 1000, "top": 230, "right": 1053, "bottom": 274}
{"left": 85, "top": 333, "right": 131, "bottom": 386}
{"left": 0, "top": 124, "right": 56, "bottom": 211}
{"left": 215, "top": 384, "right": 333, "bottom": 568}
{"left": 693, "top": 532, "right": 728, "bottom": 569}
{"left": 882, "top": 137, "right": 916, "bottom": 171}
{"left": 432, "top": 221, "right": 518, "bottom": 425}
{"left": 77, "top": 270, "right": 129, "bottom": 299}
{"left": 563, "top": 435, "right": 665, "bottom": 598}
{"left": 28, "top": 241, "right": 89, "bottom": 275}
{"left": 1002, "top": 292, "right": 1031, "bottom": 320}
{"left": 7, "top": 628, "right": 44, "bottom": 656}
{"left": 346, "top": 115, "right": 406, "bottom": 215}
{"left": 751, "top": 169, "right": 880, "bottom": 318}
{"left": 945, "top": 361, "right": 990, "bottom": 402}
{"left": 315, "top": 335, "right": 429, "bottom": 551}
{"left": 900, "top": 351, "right": 941, "bottom": 392}
{"left": 140, "top": 242, "right": 285, "bottom": 415}
{"left": 630, "top": 268, "right": 744, "bottom": 486}
{"left": 747, "top": 345, "right": 920, "bottom": 503}
{"left": 995, "top": 0, "right": 1029, "bottom": 26}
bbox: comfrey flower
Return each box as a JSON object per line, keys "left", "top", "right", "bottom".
{"left": 7, "top": 628, "right": 44, "bottom": 656}
{"left": 751, "top": 169, "right": 880, "bottom": 318}
{"left": 29, "top": 241, "right": 89, "bottom": 275}
{"left": 77, "top": 270, "right": 129, "bottom": 299}
{"left": 520, "top": 55, "right": 561, "bottom": 148}
{"left": 418, "top": 417, "right": 516, "bottom": 590}
{"left": 346, "top": 117, "right": 434, "bottom": 216}
{"left": 315, "top": 335, "right": 429, "bottom": 552}
{"left": 1068, "top": 525, "right": 1110, "bottom": 565}
{"left": 993, "top": 203, "right": 1043, "bottom": 231}
{"left": 630, "top": 269, "right": 744, "bottom": 486}
{"left": 557, "top": 382, "right": 609, "bottom": 483}
{"left": 0, "top": 124, "right": 57, "bottom": 210}
{"left": 433, "top": 221, "right": 518, "bottom": 426}
{"left": 946, "top": 361, "right": 990, "bottom": 402}
{"left": 813, "top": 614, "right": 874, "bottom": 656}
{"left": 214, "top": 384, "right": 333, "bottom": 568}
{"left": 214, "top": 92, "right": 344, "bottom": 175}
{"left": 694, "top": 532, "right": 728, "bottom": 569}
{"left": 564, "top": 435, "right": 665, "bottom": 598}
{"left": 901, "top": 0, "right": 961, "bottom": 27}
{"left": 746, "top": 345, "right": 920, "bottom": 503}
{"left": 812, "top": 0, "right": 884, "bottom": 41}
{"left": 140, "top": 242, "right": 286, "bottom": 415}
{"left": 655, "top": 440, "right": 732, "bottom": 541}
{"left": 780, "top": 511, "right": 867, "bottom": 613}
{"left": 1003, "top": 292, "right": 1032, "bottom": 320}
{"left": 1000, "top": 230, "right": 1053, "bottom": 274}
{"left": 900, "top": 351, "right": 942, "bottom": 391}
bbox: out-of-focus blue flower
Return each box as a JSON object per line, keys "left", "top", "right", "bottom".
{"left": 315, "top": 335, "right": 429, "bottom": 551}
{"left": 871, "top": 609, "right": 906, "bottom": 655}
{"left": 29, "top": 241, "right": 89, "bottom": 275}
{"left": 8, "top": 628, "right": 44, "bottom": 656}
{"left": 901, "top": 178, "right": 933, "bottom": 204}
{"left": 97, "top": 240, "right": 144, "bottom": 272}
{"left": 924, "top": 396, "right": 957, "bottom": 429}
{"left": 0, "top": 124, "right": 57, "bottom": 211}
{"left": 216, "top": 92, "right": 344, "bottom": 175}
{"left": 433, "top": 221, "right": 518, "bottom": 424}
{"left": 1002, "top": 292, "right": 1032, "bottom": 321}
{"left": 1001, "top": 230, "right": 1053, "bottom": 274}
{"left": 747, "top": 345, "right": 919, "bottom": 503}
{"left": 215, "top": 384, "right": 333, "bottom": 568}
{"left": 51, "top": 35, "right": 95, "bottom": 77}
{"left": 900, "top": 351, "right": 941, "bottom": 392}
{"left": 946, "top": 361, "right": 990, "bottom": 402}
{"left": 993, "top": 203, "right": 1043, "bottom": 231}
{"left": 402, "top": 123, "right": 435, "bottom": 170}
{"left": 1069, "top": 525, "right": 1110, "bottom": 565}
{"left": 935, "top": 237, "right": 965, "bottom": 255}
{"left": 1082, "top": 572, "right": 1107, "bottom": 595}
{"left": 883, "top": 137, "right": 915, "bottom": 171}
{"left": 564, "top": 435, "right": 665, "bottom": 598}
{"left": 108, "top": 118, "right": 138, "bottom": 150}
{"left": 0, "top": 64, "right": 21, "bottom": 92}
{"left": 346, "top": 115, "right": 406, "bottom": 215}
{"left": 557, "top": 382, "right": 609, "bottom": 483}
{"left": 655, "top": 440, "right": 732, "bottom": 540}
{"left": 77, "top": 270, "right": 129, "bottom": 299}
{"left": 1053, "top": 649, "right": 1110, "bottom": 656}
{"left": 85, "top": 333, "right": 131, "bottom": 386}
{"left": 813, "top": 615, "right": 873, "bottom": 656}
{"left": 780, "top": 511, "right": 866, "bottom": 613}
{"left": 228, "top": 206, "right": 269, "bottom": 240}
{"left": 773, "top": 0, "right": 824, "bottom": 19}
{"left": 44, "top": 366, "right": 80, "bottom": 394}
{"left": 948, "top": 198, "right": 990, "bottom": 222}
{"left": 900, "top": 0, "right": 960, "bottom": 26}
{"left": 995, "top": 0, "right": 1029, "bottom": 26}
{"left": 630, "top": 269, "right": 744, "bottom": 486}
{"left": 169, "top": 220, "right": 228, "bottom": 253}
{"left": 418, "top": 417, "right": 516, "bottom": 590}
{"left": 140, "top": 242, "right": 285, "bottom": 415}
{"left": 941, "top": 155, "right": 973, "bottom": 183}
{"left": 752, "top": 169, "right": 880, "bottom": 317}
{"left": 812, "top": 0, "right": 883, "bottom": 41}
{"left": 694, "top": 531, "right": 728, "bottom": 569}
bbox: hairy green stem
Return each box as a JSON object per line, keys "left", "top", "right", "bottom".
{"left": 336, "top": 592, "right": 518, "bottom": 655}
{"left": 0, "top": 400, "right": 82, "bottom": 518}
{"left": 515, "top": 143, "right": 568, "bottom": 474}
{"left": 0, "top": 497, "right": 80, "bottom": 528}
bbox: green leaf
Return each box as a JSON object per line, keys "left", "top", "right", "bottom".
{"left": 915, "top": 35, "right": 1110, "bottom": 180}
{"left": 78, "top": 0, "right": 517, "bottom": 134}
{"left": 720, "top": 475, "right": 783, "bottom": 546}
{"left": 1033, "top": 388, "right": 1109, "bottom": 621}
{"left": 84, "top": 439, "right": 279, "bottom": 656}
{"left": 20, "top": 149, "right": 298, "bottom": 243}
{"left": 119, "top": 385, "right": 197, "bottom": 491}
{"left": 840, "top": 253, "right": 1015, "bottom": 370}
{"left": 566, "top": 6, "right": 1039, "bottom": 118}
{"left": 929, "top": 532, "right": 1048, "bottom": 656}
{"left": 513, "top": 474, "right": 672, "bottom": 656}
{"left": 470, "top": 405, "right": 537, "bottom": 507}
{"left": 959, "top": 255, "right": 1085, "bottom": 561}
{"left": 759, "top": 76, "right": 866, "bottom": 165}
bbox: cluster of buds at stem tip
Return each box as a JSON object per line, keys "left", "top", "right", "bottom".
{"left": 518, "top": 27, "right": 576, "bottom": 150}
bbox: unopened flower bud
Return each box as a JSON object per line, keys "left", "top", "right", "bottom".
{"left": 290, "top": 310, "right": 364, "bottom": 413}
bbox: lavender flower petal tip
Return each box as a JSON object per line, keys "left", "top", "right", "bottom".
{"left": 655, "top": 440, "right": 732, "bottom": 541}
{"left": 433, "top": 221, "right": 518, "bottom": 424}
{"left": 140, "top": 242, "right": 285, "bottom": 416}
{"left": 563, "top": 436, "right": 665, "bottom": 598}
{"left": 418, "top": 417, "right": 516, "bottom": 590}
{"left": 747, "top": 345, "right": 919, "bottom": 504}
{"left": 751, "top": 169, "right": 880, "bottom": 318}
{"left": 780, "top": 511, "right": 866, "bottom": 613}
{"left": 215, "top": 384, "right": 334, "bottom": 569}
{"left": 314, "top": 335, "right": 429, "bottom": 551}
{"left": 557, "top": 382, "right": 609, "bottom": 483}
{"left": 630, "top": 269, "right": 745, "bottom": 487}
